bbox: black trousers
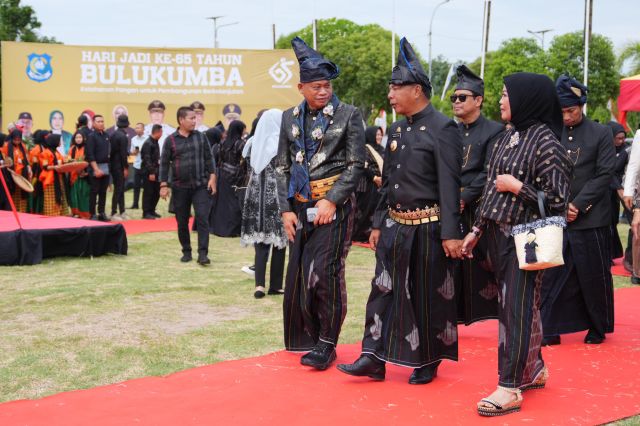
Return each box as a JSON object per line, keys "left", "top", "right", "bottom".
{"left": 254, "top": 243, "right": 285, "bottom": 291}
{"left": 110, "top": 168, "right": 125, "bottom": 215}
{"left": 131, "top": 167, "right": 143, "bottom": 207}
{"left": 142, "top": 175, "right": 160, "bottom": 216}
{"left": 89, "top": 175, "right": 109, "bottom": 216}
{"left": 173, "top": 186, "right": 211, "bottom": 257}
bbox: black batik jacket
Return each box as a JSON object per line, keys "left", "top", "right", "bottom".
{"left": 274, "top": 101, "right": 365, "bottom": 212}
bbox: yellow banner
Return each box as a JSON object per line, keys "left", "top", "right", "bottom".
{"left": 1, "top": 41, "right": 300, "bottom": 133}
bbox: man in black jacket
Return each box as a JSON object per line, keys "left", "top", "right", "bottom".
{"left": 452, "top": 65, "right": 504, "bottom": 326}
{"left": 337, "top": 37, "right": 462, "bottom": 385}
{"left": 110, "top": 115, "right": 130, "bottom": 220}
{"left": 86, "top": 114, "right": 110, "bottom": 221}
{"left": 160, "top": 106, "right": 217, "bottom": 265}
{"left": 541, "top": 76, "right": 616, "bottom": 345}
{"left": 141, "top": 124, "right": 162, "bottom": 219}
{"left": 273, "top": 37, "right": 364, "bottom": 370}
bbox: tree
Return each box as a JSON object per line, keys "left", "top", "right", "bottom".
{"left": 0, "top": 0, "right": 59, "bottom": 119}
{"left": 468, "top": 38, "right": 546, "bottom": 120}
{"left": 546, "top": 31, "right": 619, "bottom": 123}
{"left": 277, "top": 18, "right": 440, "bottom": 123}
{"left": 618, "top": 41, "right": 640, "bottom": 76}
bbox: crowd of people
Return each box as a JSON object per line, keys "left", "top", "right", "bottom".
{"left": 2, "top": 33, "right": 639, "bottom": 418}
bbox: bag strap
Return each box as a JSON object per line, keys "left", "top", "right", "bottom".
{"left": 537, "top": 191, "right": 547, "bottom": 220}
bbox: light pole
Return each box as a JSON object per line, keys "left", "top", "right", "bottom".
{"left": 527, "top": 29, "right": 553, "bottom": 50}
{"left": 206, "top": 16, "right": 239, "bottom": 48}
{"left": 428, "top": 0, "right": 451, "bottom": 83}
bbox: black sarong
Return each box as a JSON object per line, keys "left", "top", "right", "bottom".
{"left": 456, "top": 204, "right": 499, "bottom": 325}
{"left": 541, "top": 226, "right": 614, "bottom": 337}
{"left": 283, "top": 196, "right": 354, "bottom": 351}
{"left": 361, "top": 218, "right": 458, "bottom": 368}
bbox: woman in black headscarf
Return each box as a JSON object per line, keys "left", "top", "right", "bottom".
{"left": 461, "top": 73, "right": 572, "bottom": 417}
{"left": 352, "top": 126, "right": 384, "bottom": 242}
{"left": 607, "top": 121, "right": 628, "bottom": 260}
{"left": 39, "top": 133, "right": 69, "bottom": 216}
{"left": 210, "top": 120, "right": 247, "bottom": 237}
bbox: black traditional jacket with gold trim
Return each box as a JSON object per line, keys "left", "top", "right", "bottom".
{"left": 562, "top": 116, "right": 615, "bottom": 230}
{"left": 372, "top": 103, "right": 463, "bottom": 239}
{"left": 459, "top": 114, "right": 504, "bottom": 205}
{"left": 274, "top": 101, "right": 365, "bottom": 212}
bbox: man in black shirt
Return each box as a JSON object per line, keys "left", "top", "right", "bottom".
{"left": 110, "top": 115, "right": 130, "bottom": 220}
{"left": 160, "top": 106, "right": 217, "bottom": 265}
{"left": 337, "top": 37, "right": 462, "bottom": 385}
{"left": 86, "top": 114, "right": 110, "bottom": 221}
{"left": 452, "top": 65, "right": 504, "bottom": 326}
{"left": 141, "top": 124, "right": 163, "bottom": 219}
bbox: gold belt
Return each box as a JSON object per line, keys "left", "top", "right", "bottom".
{"left": 389, "top": 206, "right": 440, "bottom": 225}
{"left": 294, "top": 174, "right": 341, "bottom": 202}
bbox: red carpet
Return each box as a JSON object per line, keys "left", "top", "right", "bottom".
{"left": 121, "top": 217, "right": 178, "bottom": 235}
{"left": 0, "top": 210, "right": 114, "bottom": 232}
{"left": 1, "top": 288, "right": 638, "bottom": 425}
{"left": 612, "top": 257, "right": 632, "bottom": 277}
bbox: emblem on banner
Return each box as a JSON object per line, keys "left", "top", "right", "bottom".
{"left": 26, "top": 53, "right": 53, "bottom": 82}
{"left": 269, "top": 57, "right": 294, "bottom": 88}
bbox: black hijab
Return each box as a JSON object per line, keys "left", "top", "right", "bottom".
{"left": 69, "top": 132, "right": 86, "bottom": 158}
{"left": 204, "top": 127, "right": 222, "bottom": 148}
{"left": 225, "top": 120, "right": 246, "bottom": 145}
{"left": 365, "top": 126, "right": 382, "bottom": 147}
{"left": 8, "top": 129, "right": 29, "bottom": 179}
{"left": 503, "top": 72, "right": 563, "bottom": 139}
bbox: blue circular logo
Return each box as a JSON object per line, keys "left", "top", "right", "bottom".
{"left": 26, "top": 53, "right": 53, "bottom": 82}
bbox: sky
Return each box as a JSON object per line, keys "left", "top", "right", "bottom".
{"left": 23, "top": 0, "right": 637, "bottom": 65}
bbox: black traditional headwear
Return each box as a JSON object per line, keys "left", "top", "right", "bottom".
{"left": 504, "top": 72, "right": 563, "bottom": 139}
{"left": 291, "top": 37, "right": 340, "bottom": 83}
{"left": 455, "top": 64, "right": 484, "bottom": 96}
{"left": 390, "top": 37, "right": 432, "bottom": 97}
{"left": 33, "top": 129, "right": 50, "bottom": 146}
{"left": 556, "top": 75, "right": 588, "bottom": 108}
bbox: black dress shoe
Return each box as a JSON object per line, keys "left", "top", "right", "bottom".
{"left": 152, "top": 212, "right": 161, "bottom": 218}
{"left": 300, "top": 342, "right": 336, "bottom": 370}
{"left": 584, "top": 329, "right": 605, "bottom": 344}
{"left": 631, "top": 275, "right": 640, "bottom": 285}
{"left": 337, "top": 354, "right": 385, "bottom": 380}
{"left": 409, "top": 361, "right": 440, "bottom": 385}
{"left": 98, "top": 213, "right": 109, "bottom": 222}
{"left": 90, "top": 214, "right": 100, "bottom": 221}
{"left": 129, "top": 205, "right": 139, "bottom": 210}
{"left": 143, "top": 214, "right": 156, "bottom": 220}
{"left": 197, "top": 256, "right": 211, "bottom": 266}
{"left": 541, "top": 335, "right": 561, "bottom": 346}
{"left": 180, "top": 253, "right": 193, "bottom": 262}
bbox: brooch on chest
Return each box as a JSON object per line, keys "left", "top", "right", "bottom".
{"left": 506, "top": 131, "right": 520, "bottom": 149}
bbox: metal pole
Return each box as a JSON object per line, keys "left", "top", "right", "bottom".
{"left": 272, "top": 23, "right": 276, "bottom": 49}
{"left": 428, "top": 0, "right": 451, "bottom": 82}
{"left": 206, "top": 16, "right": 223, "bottom": 49}
{"left": 480, "top": 0, "right": 491, "bottom": 79}
{"left": 583, "top": 0, "right": 591, "bottom": 115}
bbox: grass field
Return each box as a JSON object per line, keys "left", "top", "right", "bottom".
{"left": 0, "top": 191, "right": 637, "bottom": 424}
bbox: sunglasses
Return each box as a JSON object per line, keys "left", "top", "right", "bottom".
{"left": 450, "top": 94, "right": 476, "bottom": 103}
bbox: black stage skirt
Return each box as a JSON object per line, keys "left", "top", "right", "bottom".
{"left": 361, "top": 217, "right": 458, "bottom": 368}
{"left": 456, "top": 204, "right": 499, "bottom": 325}
{"left": 283, "top": 196, "right": 355, "bottom": 351}
{"left": 541, "top": 226, "right": 614, "bottom": 337}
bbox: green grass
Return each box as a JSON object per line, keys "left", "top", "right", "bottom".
{"left": 0, "top": 191, "right": 638, "bottom": 424}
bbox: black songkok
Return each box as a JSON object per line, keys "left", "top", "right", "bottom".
{"left": 390, "top": 37, "right": 432, "bottom": 97}
{"left": 291, "top": 37, "right": 340, "bottom": 83}
{"left": 455, "top": 64, "right": 484, "bottom": 96}
{"left": 556, "top": 75, "right": 588, "bottom": 108}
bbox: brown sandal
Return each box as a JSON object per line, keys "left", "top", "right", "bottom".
{"left": 477, "top": 386, "right": 523, "bottom": 417}
{"left": 520, "top": 367, "right": 548, "bottom": 392}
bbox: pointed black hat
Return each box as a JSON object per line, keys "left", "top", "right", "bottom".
{"left": 291, "top": 37, "right": 340, "bottom": 83}
{"left": 555, "top": 75, "right": 588, "bottom": 108}
{"left": 390, "top": 37, "right": 432, "bottom": 96}
{"left": 455, "top": 64, "right": 484, "bottom": 96}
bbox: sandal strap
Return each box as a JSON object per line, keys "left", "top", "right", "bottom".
{"left": 497, "top": 385, "right": 522, "bottom": 396}
{"left": 479, "top": 398, "right": 502, "bottom": 409}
